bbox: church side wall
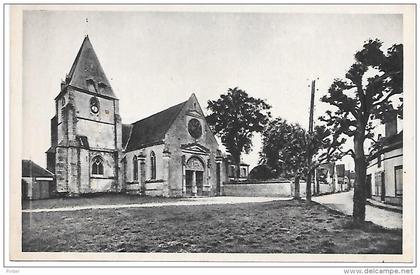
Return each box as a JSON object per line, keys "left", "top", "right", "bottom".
{"left": 124, "top": 144, "right": 164, "bottom": 183}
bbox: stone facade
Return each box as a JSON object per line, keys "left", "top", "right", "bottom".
{"left": 46, "top": 36, "right": 225, "bottom": 198}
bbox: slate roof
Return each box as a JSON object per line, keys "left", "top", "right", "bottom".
{"left": 124, "top": 101, "right": 187, "bottom": 152}
{"left": 368, "top": 130, "right": 403, "bottom": 161}
{"left": 383, "top": 130, "right": 403, "bottom": 147}
{"left": 66, "top": 36, "right": 116, "bottom": 99}
{"left": 22, "top": 160, "right": 54, "bottom": 178}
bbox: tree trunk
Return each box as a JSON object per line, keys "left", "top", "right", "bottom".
{"left": 306, "top": 171, "right": 312, "bottom": 204}
{"left": 232, "top": 152, "right": 241, "bottom": 181}
{"left": 294, "top": 175, "right": 301, "bottom": 199}
{"left": 353, "top": 134, "right": 367, "bottom": 222}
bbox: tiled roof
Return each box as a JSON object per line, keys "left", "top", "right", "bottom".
{"left": 66, "top": 36, "right": 116, "bottom": 99}
{"left": 22, "top": 160, "right": 54, "bottom": 178}
{"left": 124, "top": 101, "right": 187, "bottom": 152}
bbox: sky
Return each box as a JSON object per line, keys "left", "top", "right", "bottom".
{"left": 22, "top": 9, "right": 403, "bottom": 170}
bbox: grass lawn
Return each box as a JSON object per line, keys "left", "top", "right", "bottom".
{"left": 22, "top": 193, "right": 184, "bottom": 210}
{"left": 22, "top": 199, "right": 402, "bottom": 253}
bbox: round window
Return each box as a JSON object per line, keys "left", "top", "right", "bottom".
{"left": 90, "top": 97, "right": 99, "bottom": 114}
{"left": 188, "top": 118, "right": 202, "bottom": 139}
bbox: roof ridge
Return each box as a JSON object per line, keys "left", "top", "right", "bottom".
{"left": 68, "top": 36, "right": 89, "bottom": 80}
{"left": 160, "top": 100, "right": 188, "bottom": 139}
{"left": 124, "top": 100, "right": 188, "bottom": 152}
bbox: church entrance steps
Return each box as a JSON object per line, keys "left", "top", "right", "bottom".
{"left": 22, "top": 196, "right": 291, "bottom": 214}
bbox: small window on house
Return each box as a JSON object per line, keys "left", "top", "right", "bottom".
{"left": 98, "top": 82, "right": 107, "bottom": 94}
{"left": 150, "top": 151, "right": 156, "bottom": 179}
{"left": 395, "top": 165, "right": 403, "bottom": 196}
{"left": 61, "top": 97, "right": 66, "bottom": 106}
{"left": 92, "top": 156, "right": 104, "bottom": 175}
{"left": 241, "top": 168, "right": 247, "bottom": 177}
{"left": 229, "top": 166, "right": 235, "bottom": 177}
{"left": 86, "top": 79, "right": 97, "bottom": 93}
{"left": 133, "top": 156, "right": 138, "bottom": 181}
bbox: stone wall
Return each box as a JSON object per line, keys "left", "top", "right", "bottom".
{"left": 223, "top": 181, "right": 292, "bottom": 197}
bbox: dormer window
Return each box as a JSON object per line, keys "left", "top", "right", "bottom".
{"left": 86, "top": 79, "right": 97, "bottom": 93}
{"left": 90, "top": 97, "right": 100, "bottom": 114}
{"left": 98, "top": 82, "right": 107, "bottom": 94}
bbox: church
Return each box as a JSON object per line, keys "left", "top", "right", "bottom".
{"left": 46, "top": 36, "right": 228, "bottom": 197}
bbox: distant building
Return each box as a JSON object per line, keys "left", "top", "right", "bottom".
{"left": 315, "top": 162, "right": 336, "bottom": 194}
{"left": 366, "top": 116, "right": 403, "bottom": 206}
{"left": 344, "top": 170, "right": 355, "bottom": 188}
{"left": 315, "top": 162, "right": 350, "bottom": 194}
{"left": 225, "top": 156, "right": 249, "bottom": 181}
{"left": 22, "top": 160, "right": 55, "bottom": 200}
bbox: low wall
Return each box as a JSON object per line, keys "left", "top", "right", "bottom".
{"left": 319, "top": 184, "right": 334, "bottom": 195}
{"left": 145, "top": 180, "right": 163, "bottom": 196}
{"left": 223, "top": 180, "right": 292, "bottom": 197}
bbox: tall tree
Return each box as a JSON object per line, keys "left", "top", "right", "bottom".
{"left": 320, "top": 39, "right": 403, "bottom": 222}
{"left": 260, "top": 118, "right": 344, "bottom": 201}
{"left": 206, "top": 87, "right": 271, "bottom": 179}
{"left": 260, "top": 118, "right": 306, "bottom": 198}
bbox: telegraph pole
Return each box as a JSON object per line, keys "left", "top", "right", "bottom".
{"left": 306, "top": 79, "right": 317, "bottom": 203}
{"left": 308, "top": 80, "right": 316, "bottom": 134}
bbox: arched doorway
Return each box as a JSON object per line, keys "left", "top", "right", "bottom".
{"left": 185, "top": 156, "right": 205, "bottom": 196}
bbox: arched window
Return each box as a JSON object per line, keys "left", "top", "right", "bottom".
{"left": 92, "top": 156, "right": 104, "bottom": 175}
{"left": 133, "top": 156, "right": 138, "bottom": 181}
{"left": 150, "top": 151, "right": 156, "bottom": 179}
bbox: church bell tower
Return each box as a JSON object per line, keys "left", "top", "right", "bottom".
{"left": 46, "top": 36, "right": 123, "bottom": 196}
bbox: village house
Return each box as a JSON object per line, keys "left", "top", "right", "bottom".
{"left": 22, "top": 160, "right": 55, "bottom": 200}
{"left": 366, "top": 116, "right": 403, "bottom": 206}
{"left": 44, "top": 36, "right": 227, "bottom": 198}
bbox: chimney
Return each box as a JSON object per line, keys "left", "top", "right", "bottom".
{"left": 385, "top": 113, "right": 398, "bottom": 138}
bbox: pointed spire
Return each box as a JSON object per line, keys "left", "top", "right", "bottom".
{"left": 66, "top": 36, "right": 117, "bottom": 98}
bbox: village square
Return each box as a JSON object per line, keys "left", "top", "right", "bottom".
{"left": 19, "top": 10, "right": 404, "bottom": 254}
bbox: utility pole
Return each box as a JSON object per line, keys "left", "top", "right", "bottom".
{"left": 308, "top": 80, "right": 316, "bottom": 134}
{"left": 306, "top": 79, "right": 317, "bottom": 203}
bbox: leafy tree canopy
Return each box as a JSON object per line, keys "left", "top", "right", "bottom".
{"left": 206, "top": 87, "right": 271, "bottom": 170}
{"left": 260, "top": 118, "right": 345, "bottom": 179}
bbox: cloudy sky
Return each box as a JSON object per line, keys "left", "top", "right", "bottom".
{"left": 22, "top": 7, "right": 403, "bottom": 170}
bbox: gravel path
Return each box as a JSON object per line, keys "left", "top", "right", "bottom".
{"left": 22, "top": 196, "right": 291, "bottom": 213}
{"left": 312, "top": 190, "right": 402, "bottom": 229}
